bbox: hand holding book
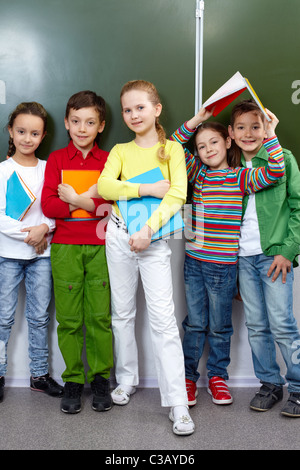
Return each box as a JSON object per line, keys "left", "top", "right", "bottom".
{"left": 60, "top": 170, "right": 101, "bottom": 218}
{"left": 186, "top": 107, "right": 214, "bottom": 130}
{"left": 138, "top": 179, "right": 171, "bottom": 198}
{"left": 202, "top": 71, "right": 271, "bottom": 122}
{"left": 264, "top": 108, "right": 279, "bottom": 138}
{"left": 58, "top": 183, "right": 78, "bottom": 205}
{"left": 129, "top": 179, "right": 171, "bottom": 252}
{"left": 116, "top": 167, "right": 185, "bottom": 243}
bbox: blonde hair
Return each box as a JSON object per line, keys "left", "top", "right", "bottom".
{"left": 120, "top": 80, "right": 170, "bottom": 163}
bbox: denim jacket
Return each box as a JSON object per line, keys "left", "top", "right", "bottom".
{"left": 241, "top": 145, "right": 300, "bottom": 267}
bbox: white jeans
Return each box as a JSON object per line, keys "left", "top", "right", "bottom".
{"left": 106, "top": 217, "right": 187, "bottom": 407}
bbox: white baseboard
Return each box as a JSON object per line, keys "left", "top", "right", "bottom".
{"left": 5, "top": 377, "right": 63, "bottom": 388}
{"left": 126, "top": 376, "right": 261, "bottom": 388}
{"left": 5, "top": 376, "right": 261, "bottom": 388}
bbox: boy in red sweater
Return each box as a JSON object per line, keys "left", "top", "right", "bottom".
{"left": 41, "top": 91, "right": 113, "bottom": 414}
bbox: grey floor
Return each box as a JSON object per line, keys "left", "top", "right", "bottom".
{"left": 0, "top": 386, "right": 299, "bottom": 451}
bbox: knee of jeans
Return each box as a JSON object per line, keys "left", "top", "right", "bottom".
{"left": 209, "top": 315, "right": 233, "bottom": 335}
{"left": 0, "top": 309, "right": 16, "bottom": 329}
{"left": 26, "top": 313, "right": 50, "bottom": 328}
{"left": 182, "top": 313, "right": 208, "bottom": 332}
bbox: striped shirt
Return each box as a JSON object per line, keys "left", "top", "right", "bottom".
{"left": 170, "top": 123, "right": 285, "bottom": 264}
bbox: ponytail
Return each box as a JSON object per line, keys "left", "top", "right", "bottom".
{"left": 155, "top": 119, "right": 170, "bottom": 163}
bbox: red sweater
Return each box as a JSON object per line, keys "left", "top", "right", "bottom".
{"left": 41, "top": 141, "right": 111, "bottom": 245}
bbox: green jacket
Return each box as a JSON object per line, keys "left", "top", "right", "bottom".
{"left": 241, "top": 145, "right": 300, "bottom": 267}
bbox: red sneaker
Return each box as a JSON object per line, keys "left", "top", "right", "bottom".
{"left": 208, "top": 376, "right": 233, "bottom": 405}
{"left": 186, "top": 379, "right": 198, "bottom": 406}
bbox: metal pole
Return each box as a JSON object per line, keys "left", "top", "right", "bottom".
{"left": 195, "top": 0, "right": 204, "bottom": 114}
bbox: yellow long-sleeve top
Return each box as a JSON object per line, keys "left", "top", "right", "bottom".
{"left": 98, "top": 139, "right": 187, "bottom": 234}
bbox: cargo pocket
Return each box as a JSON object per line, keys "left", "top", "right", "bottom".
{"left": 84, "top": 277, "right": 110, "bottom": 319}
{"left": 53, "top": 278, "right": 84, "bottom": 325}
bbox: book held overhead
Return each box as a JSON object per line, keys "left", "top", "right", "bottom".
{"left": 202, "top": 71, "right": 271, "bottom": 121}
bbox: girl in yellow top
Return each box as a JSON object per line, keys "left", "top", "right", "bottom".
{"left": 98, "top": 80, "right": 194, "bottom": 435}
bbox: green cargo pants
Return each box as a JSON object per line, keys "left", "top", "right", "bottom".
{"left": 51, "top": 243, "right": 113, "bottom": 384}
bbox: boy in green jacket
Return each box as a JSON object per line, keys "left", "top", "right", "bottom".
{"left": 229, "top": 99, "right": 300, "bottom": 417}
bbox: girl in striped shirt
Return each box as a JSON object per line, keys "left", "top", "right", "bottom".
{"left": 170, "top": 106, "right": 285, "bottom": 408}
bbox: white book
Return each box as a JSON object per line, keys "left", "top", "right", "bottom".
{"left": 202, "top": 71, "right": 270, "bottom": 121}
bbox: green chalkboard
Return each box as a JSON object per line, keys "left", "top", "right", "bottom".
{"left": 0, "top": 0, "right": 299, "bottom": 164}
{"left": 203, "top": 0, "right": 300, "bottom": 161}
{"left": 0, "top": 0, "right": 195, "bottom": 159}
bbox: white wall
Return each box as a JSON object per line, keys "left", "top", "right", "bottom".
{"left": 5, "top": 238, "right": 300, "bottom": 388}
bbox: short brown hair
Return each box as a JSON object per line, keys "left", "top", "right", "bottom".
{"left": 65, "top": 90, "right": 106, "bottom": 122}
{"left": 230, "top": 99, "right": 264, "bottom": 128}
{"left": 229, "top": 99, "right": 265, "bottom": 166}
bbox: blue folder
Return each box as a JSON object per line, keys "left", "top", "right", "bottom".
{"left": 117, "top": 167, "right": 184, "bottom": 241}
{"left": 6, "top": 171, "right": 36, "bottom": 220}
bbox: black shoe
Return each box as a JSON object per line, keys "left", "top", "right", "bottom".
{"left": 0, "top": 376, "right": 5, "bottom": 402}
{"left": 30, "top": 373, "right": 64, "bottom": 397}
{"left": 250, "top": 382, "right": 283, "bottom": 411}
{"left": 91, "top": 374, "right": 112, "bottom": 412}
{"left": 61, "top": 382, "right": 84, "bottom": 414}
{"left": 281, "top": 392, "right": 300, "bottom": 417}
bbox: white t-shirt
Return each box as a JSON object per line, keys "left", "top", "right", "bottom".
{"left": 0, "top": 157, "right": 55, "bottom": 259}
{"left": 238, "top": 161, "right": 263, "bottom": 257}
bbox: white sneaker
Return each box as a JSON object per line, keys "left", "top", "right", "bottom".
{"left": 169, "top": 406, "right": 195, "bottom": 436}
{"left": 111, "top": 385, "right": 136, "bottom": 405}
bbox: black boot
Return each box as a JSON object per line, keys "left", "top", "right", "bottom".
{"left": 91, "top": 374, "right": 112, "bottom": 412}
{"left": 61, "top": 382, "right": 84, "bottom": 414}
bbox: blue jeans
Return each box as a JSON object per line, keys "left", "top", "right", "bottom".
{"left": 238, "top": 254, "right": 300, "bottom": 392}
{"left": 0, "top": 256, "right": 52, "bottom": 377}
{"left": 182, "top": 255, "right": 237, "bottom": 382}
